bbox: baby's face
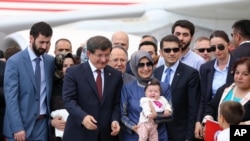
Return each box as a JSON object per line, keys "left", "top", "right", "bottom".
{"left": 145, "top": 85, "right": 161, "bottom": 99}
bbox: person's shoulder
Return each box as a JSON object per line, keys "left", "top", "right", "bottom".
{"left": 179, "top": 62, "right": 198, "bottom": 72}
{"left": 200, "top": 59, "right": 215, "bottom": 69}
{"left": 105, "top": 65, "right": 122, "bottom": 75}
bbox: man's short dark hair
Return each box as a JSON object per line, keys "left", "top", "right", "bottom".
{"left": 160, "top": 35, "right": 181, "bottom": 49}
{"left": 172, "top": 20, "right": 195, "bottom": 37}
{"left": 139, "top": 41, "right": 158, "bottom": 55}
{"left": 30, "top": 21, "right": 53, "bottom": 39}
{"left": 87, "top": 36, "right": 112, "bottom": 53}
{"left": 232, "top": 19, "right": 250, "bottom": 40}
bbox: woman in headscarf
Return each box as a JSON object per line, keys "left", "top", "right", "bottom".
{"left": 120, "top": 50, "right": 172, "bottom": 141}
{"left": 50, "top": 53, "right": 77, "bottom": 141}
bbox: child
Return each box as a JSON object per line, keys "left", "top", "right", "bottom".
{"left": 216, "top": 101, "right": 245, "bottom": 141}
{"left": 137, "top": 78, "right": 172, "bottom": 141}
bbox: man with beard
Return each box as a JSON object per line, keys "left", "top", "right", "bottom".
{"left": 3, "top": 21, "right": 54, "bottom": 141}
{"left": 157, "top": 20, "right": 205, "bottom": 71}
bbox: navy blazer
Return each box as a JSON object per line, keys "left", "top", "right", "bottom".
{"left": 231, "top": 42, "right": 250, "bottom": 58}
{"left": 62, "top": 62, "right": 123, "bottom": 141}
{"left": 154, "top": 62, "right": 200, "bottom": 141}
{"left": 197, "top": 55, "right": 237, "bottom": 122}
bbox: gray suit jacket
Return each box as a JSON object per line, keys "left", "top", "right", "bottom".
{"left": 3, "top": 48, "right": 54, "bottom": 139}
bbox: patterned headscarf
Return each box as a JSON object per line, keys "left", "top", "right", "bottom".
{"left": 54, "top": 53, "right": 76, "bottom": 79}
{"left": 130, "top": 50, "right": 154, "bottom": 86}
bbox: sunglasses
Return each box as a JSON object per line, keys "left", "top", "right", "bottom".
{"left": 163, "top": 48, "right": 180, "bottom": 53}
{"left": 195, "top": 48, "right": 212, "bottom": 53}
{"left": 137, "top": 62, "right": 153, "bottom": 68}
{"left": 210, "top": 44, "right": 225, "bottom": 52}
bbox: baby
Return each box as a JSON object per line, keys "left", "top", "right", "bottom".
{"left": 137, "top": 78, "right": 172, "bottom": 141}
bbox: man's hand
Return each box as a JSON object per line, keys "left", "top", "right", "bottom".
{"left": 110, "top": 121, "right": 120, "bottom": 136}
{"left": 14, "top": 130, "right": 25, "bottom": 141}
{"left": 82, "top": 115, "right": 97, "bottom": 130}
{"left": 51, "top": 116, "right": 66, "bottom": 131}
{"left": 194, "top": 122, "right": 203, "bottom": 139}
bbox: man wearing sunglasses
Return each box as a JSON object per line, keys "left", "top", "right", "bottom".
{"left": 154, "top": 35, "right": 200, "bottom": 141}
{"left": 157, "top": 20, "right": 205, "bottom": 71}
{"left": 231, "top": 19, "right": 250, "bottom": 58}
{"left": 193, "top": 36, "right": 212, "bottom": 62}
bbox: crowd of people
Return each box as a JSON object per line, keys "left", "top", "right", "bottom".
{"left": 0, "top": 18, "right": 250, "bottom": 141}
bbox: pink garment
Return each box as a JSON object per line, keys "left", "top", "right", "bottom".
{"left": 137, "top": 120, "right": 158, "bottom": 141}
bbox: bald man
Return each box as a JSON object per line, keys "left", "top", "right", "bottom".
{"left": 111, "top": 31, "right": 129, "bottom": 50}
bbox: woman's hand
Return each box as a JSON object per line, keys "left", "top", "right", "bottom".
{"left": 149, "top": 101, "right": 157, "bottom": 119}
{"left": 163, "top": 110, "right": 171, "bottom": 117}
{"left": 51, "top": 116, "right": 66, "bottom": 131}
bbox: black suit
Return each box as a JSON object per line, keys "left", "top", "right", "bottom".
{"left": 231, "top": 42, "right": 250, "bottom": 58}
{"left": 197, "top": 55, "right": 237, "bottom": 122}
{"left": 0, "top": 61, "right": 5, "bottom": 140}
{"left": 62, "top": 62, "right": 123, "bottom": 141}
{"left": 154, "top": 62, "right": 200, "bottom": 141}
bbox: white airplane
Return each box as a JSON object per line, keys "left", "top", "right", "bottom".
{"left": 0, "top": 0, "right": 249, "bottom": 56}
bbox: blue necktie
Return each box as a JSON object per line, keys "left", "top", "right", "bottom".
{"left": 35, "top": 57, "right": 41, "bottom": 95}
{"left": 164, "top": 68, "right": 171, "bottom": 85}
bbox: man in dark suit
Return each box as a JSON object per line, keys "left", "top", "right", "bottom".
{"left": 0, "top": 60, "right": 5, "bottom": 141}
{"left": 154, "top": 35, "right": 200, "bottom": 141}
{"left": 3, "top": 22, "right": 54, "bottom": 141}
{"left": 62, "top": 36, "right": 123, "bottom": 141}
{"left": 231, "top": 19, "right": 250, "bottom": 58}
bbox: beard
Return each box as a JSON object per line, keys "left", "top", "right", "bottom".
{"left": 181, "top": 41, "right": 191, "bottom": 51}
{"left": 32, "top": 41, "right": 46, "bottom": 56}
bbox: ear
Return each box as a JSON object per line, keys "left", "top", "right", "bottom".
{"left": 29, "top": 35, "right": 34, "bottom": 43}
{"left": 87, "top": 50, "right": 91, "bottom": 57}
{"left": 159, "top": 49, "right": 163, "bottom": 57}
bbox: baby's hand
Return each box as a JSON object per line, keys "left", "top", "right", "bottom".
{"left": 163, "top": 110, "right": 171, "bottom": 117}
{"left": 147, "top": 114, "right": 155, "bottom": 119}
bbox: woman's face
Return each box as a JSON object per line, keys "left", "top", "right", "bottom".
{"left": 210, "top": 37, "right": 229, "bottom": 61}
{"left": 62, "top": 58, "right": 75, "bottom": 76}
{"left": 234, "top": 63, "right": 250, "bottom": 90}
{"left": 137, "top": 57, "right": 153, "bottom": 79}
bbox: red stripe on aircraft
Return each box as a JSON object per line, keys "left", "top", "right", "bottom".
{"left": 0, "top": 7, "right": 67, "bottom": 12}
{"left": 0, "top": 0, "right": 136, "bottom": 5}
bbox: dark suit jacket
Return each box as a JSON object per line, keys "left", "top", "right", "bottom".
{"left": 0, "top": 61, "right": 5, "bottom": 140}
{"left": 231, "top": 42, "right": 250, "bottom": 58}
{"left": 154, "top": 62, "right": 200, "bottom": 141}
{"left": 197, "top": 55, "right": 237, "bottom": 122}
{"left": 62, "top": 62, "right": 123, "bottom": 141}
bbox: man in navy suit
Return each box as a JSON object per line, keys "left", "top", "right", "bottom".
{"left": 154, "top": 35, "right": 200, "bottom": 141}
{"left": 3, "top": 22, "right": 54, "bottom": 141}
{"left": 62, "top": 36, "right": 123, "bottom": 141}
{"left": 231, "top": 19, "right": 250, "bottom": 58}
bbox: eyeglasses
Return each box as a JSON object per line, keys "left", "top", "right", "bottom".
{"left": 163, "top": 48, "right": 180, "bottom": 53}
{"left": 195, "top": 48, "right": 212, "bottom": 53}
{"left": 137, "top": 62, "right": 153, "bottom": 68}
{"left": 210, "top": 44, "right": 225, "bottom": 52}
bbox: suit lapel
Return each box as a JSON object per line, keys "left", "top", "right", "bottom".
{"left": 85, "top": 63, "right": 100, "bottom": 100}
{"left": 102, "top": 67, "right": 112, "bottom": 102}
{"left": 171, "top": 63, "right": 183, "bottom": 91}
{"left": 22, "top": 49, "right": 38, "bottom": 93}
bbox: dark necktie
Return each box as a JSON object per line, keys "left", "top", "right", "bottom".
{"left": 164, "top": 68, "right": 171, "bottom": 85}
{"left": 96, "top": 69, "right": 102, "bottom": 100}
{"left": 35, "top": 57, "right": 41, "bottom": 93}
{"left": 35, "top": 57, "right": 41, "bottom": 115}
